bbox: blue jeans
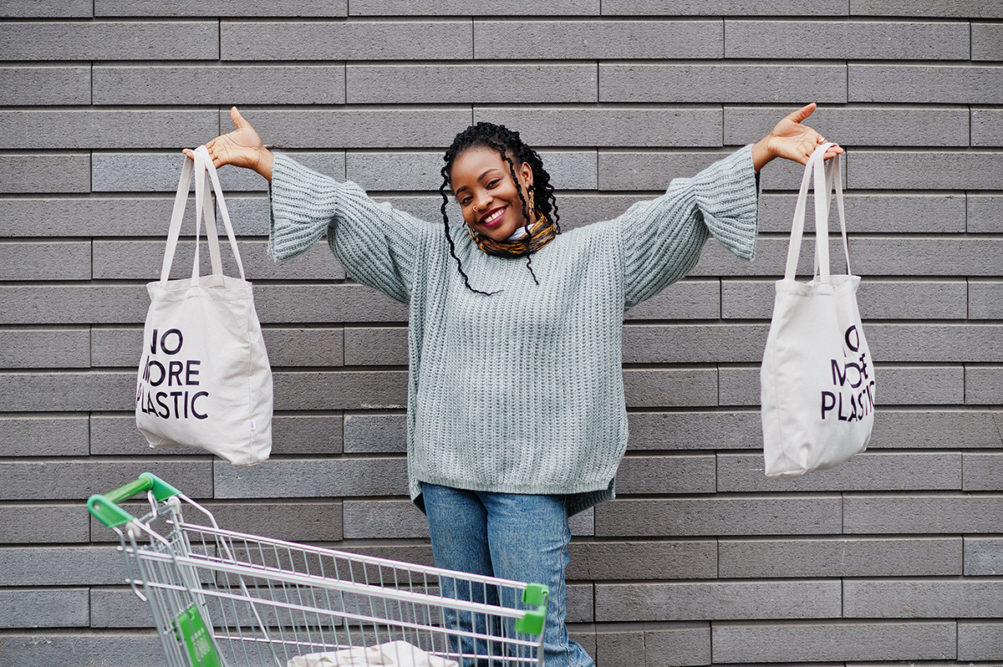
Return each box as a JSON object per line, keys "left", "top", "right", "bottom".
{"left": 421, "top": 482, "right": 595, "bottom": 667}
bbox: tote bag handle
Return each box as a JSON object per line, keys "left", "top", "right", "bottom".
{"left": 159, "top": 145, "right": 247, "bottom": 285}
{"left": 783, "top": 143, "right": 852, "bottom": 282}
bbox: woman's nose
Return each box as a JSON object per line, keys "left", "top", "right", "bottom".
{"left": 472, "top": 190, "right": 491, "bottom": 212}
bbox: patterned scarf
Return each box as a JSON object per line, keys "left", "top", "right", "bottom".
{"left": 467, "top": 210, "right": 558, "bottom": 258}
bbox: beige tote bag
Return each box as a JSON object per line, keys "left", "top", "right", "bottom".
{"left": 135, "top": 146, "right": 272, "bottom": 465}
{"left": 761, "top": 143, "right": 875, "bottom": 478}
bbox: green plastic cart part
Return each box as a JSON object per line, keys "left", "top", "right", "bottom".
{"left": 514, "top": 583, "right": 550, "bottom": 636}
{"left": 87, "top": 472, "right": 183, "bottom": 529}
{"left": 176, "top": 604, "right": 222, "bottom": 667}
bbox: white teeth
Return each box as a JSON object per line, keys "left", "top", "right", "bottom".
{"left": 482, "top": 208, "right": 504, "bottom": 224}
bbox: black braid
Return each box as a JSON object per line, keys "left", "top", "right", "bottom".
{"left": 438, "top": 165, "right": 499, "bottom": 296}
{"left": 438, "top": 122, "right": 561, "bottom": 294}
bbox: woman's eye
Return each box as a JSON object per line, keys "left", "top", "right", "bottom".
{"left": 487, "top": 180, "right": 499, "bottom": 188}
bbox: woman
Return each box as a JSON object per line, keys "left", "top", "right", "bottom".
{"left": 184, "top": 104, "right": 841, "bottom": 666}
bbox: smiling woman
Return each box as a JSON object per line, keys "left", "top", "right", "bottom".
{"left": 438, "top": 122, "right": 562, "bottom": 295}
{"left": 185, "top": 104, "right": 841, "bottom": 667}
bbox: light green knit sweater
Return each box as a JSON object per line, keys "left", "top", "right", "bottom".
{"left": 268, "top": 145, "right": 759, "bottom": 515}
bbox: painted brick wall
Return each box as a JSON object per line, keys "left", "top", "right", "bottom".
{"left": 1, "top": 1, "right": 1001, "bottom": 665}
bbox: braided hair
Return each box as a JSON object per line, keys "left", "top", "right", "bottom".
{"left": 438, "top": 122, "right": 560, "bottom": 295}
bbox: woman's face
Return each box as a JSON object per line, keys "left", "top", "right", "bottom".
{"left": 450, "top": 145, "right": 534, "bottom": 243}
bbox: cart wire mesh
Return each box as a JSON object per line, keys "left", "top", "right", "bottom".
{"left": 89, "top": 477, "right": 548, "bottom": 667}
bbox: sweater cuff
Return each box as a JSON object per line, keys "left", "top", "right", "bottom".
{"left": 267, "top": 151, "right": 335, "bottom": 262}
{"left": 692, "top": 143, "right": 760, "bottom": 262}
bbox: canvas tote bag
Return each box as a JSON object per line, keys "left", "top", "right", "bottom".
{"left": 135, "top": 145, "right": 272, "bottom": 465}
{"left": 761, "top": 143, "right": 875, "bottom": 478}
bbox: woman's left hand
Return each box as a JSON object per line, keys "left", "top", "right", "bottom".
{"left": 752, "top": 102, "right": 843, "bottom": 171}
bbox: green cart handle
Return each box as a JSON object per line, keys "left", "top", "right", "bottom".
{"left": 87, "top": 473, "right": 182, "bottom": 529}
{"left": 514, "top": 583, "right": 550, "bottom": 636}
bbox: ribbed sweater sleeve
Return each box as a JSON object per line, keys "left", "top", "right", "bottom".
{"left": 621, "top": 144, "right": 760, "bottom": 308}
{"left": 267, "top": 151, "right": 433, "bottom": 303}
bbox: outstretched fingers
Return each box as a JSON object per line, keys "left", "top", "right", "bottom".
{"left": 786, "top": 102, "right": 817, "bottom": 125}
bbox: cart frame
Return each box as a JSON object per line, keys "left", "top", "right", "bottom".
{"left": 88, "top": 473, "right": 549, "bottom": 667}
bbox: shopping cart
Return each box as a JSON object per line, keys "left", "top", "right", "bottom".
{"left": 88, "top": 473, "right": 548, "bottom": 667}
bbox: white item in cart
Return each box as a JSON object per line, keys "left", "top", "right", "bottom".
{"left": 760, "top": 143, "right": 875, "bottom": 478}
{"left": 288, "top": 640, "right": 459, "bottom": 667}
{"left": 135, "top": 145, "right": 273, "bottom": 465}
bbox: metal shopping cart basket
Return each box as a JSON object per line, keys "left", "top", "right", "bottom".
{"left": 88, "top": 473, "right": 548, "bottom": 667}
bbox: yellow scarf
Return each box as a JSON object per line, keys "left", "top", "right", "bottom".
{"left": 467, "top": 211, "right": 557, "bottom": 258}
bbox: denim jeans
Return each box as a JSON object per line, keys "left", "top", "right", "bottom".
{"left": 421, "top": 482, "right": 595, "bottom": 667}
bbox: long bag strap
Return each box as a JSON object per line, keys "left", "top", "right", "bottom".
{"left": 158, "top": 146, "right": 246, "bottom": 285}
{"left": 159, "top": 150, "right": 223, "bottom": 283}
{"left": 811, "top": 150, "right": 852, "bottom": 279}
{"left": 194, "top": 145, "right": 246, "bottom": 281}
{"left": 783, "top": 143, "right": 852, "bottom": 282}
{"left": 192, "top": 148, "right": 224, "bottom": 281}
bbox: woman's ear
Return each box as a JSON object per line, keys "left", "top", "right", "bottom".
{"left": 520, "top": 160, "right": 533, "bottom": 188}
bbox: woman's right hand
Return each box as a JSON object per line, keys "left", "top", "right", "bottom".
{"left": 182, "top": 106, "right": 273, "bottom": 181}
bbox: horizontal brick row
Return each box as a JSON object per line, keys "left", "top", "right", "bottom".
{"left": 2, "top": 108, "right": 1001, "bottom": 155}
{"left": 2, "top": 366, "right": 995, "bottom": 411}
{"left": 719, "top": 537, "right": 961, "bottom": 578}
{"left": 0, "top": 589, "right": 88, "bottom": 628}
{"left": 56, "top": 0, "right": 964, "bottom": 19}
{"left": 3, "top": 588, "right": 1000, "bottom": 663}
{"left": 3, "top": 623, "right": 992, "bottom": 667}
{"left": 719, "top": 277, "right": 998, "bottom": 318}
{"left": 5, "top": 189, "right": 997, "bottom": 241}
{"left": 88, "top": 327, "right": 344, "bottom": 368}
{"left": 12, "top": 0, "right": 988, "bottom": 19}
{"left": 2, "top": 20, "right": 470, "bottom": 61}
{"left": 719, "top": 365, "right": 990, "bottom": 407}
{"left": 601, "top": 150, "right": 1003, "bottom": 191}
{"left": 3, "top": 449, "right": 995, "bottom": 505}
{"left": 2, "top": 323, "right": 983, "bottom": 370}
{"left": 213, "top": 456, "right": 406, "bottom": 498}
{"left": 2, "top": 238, "right": 998, "bottom": 283}
{"left": 88, "top": 500, "right": 344, "bottom": 543}
{"left": 0, "top": 109, "right": 470, "bottom": 150}
{"left": 598, "top": 580, "right": 841, "bottom": 621}
{"left": 197, "top": 451, "right": 987, "bottom": 500}
{"left": 843, "top": 579, "right": 1003, "bottom": 618}
{"left": 0, "top": 328, "right": 90, "bottom": 368}
{"left": 7, "top": 162, "right": 1000, "bottom": 207}
{"left": 0, "top": 280, "right": 702, "bottom": 324}
{"left": 7, "top": 19, "right": 987, "bottom": 62}
{"left": 0, "top": 366, "right": 386, "bottom": 408}
{"left": 348, "top": 64, "right": 598, "bottom": 104}
{"left": 712, "top": 621, "right": 956, "bottom": 662}
{"left": 357, "top": 0, "right": 838, "bottom": 16}
{"left": 599, "top": 63, "right": 847, "bottom": 103}
{"left": 626, "top": 409, "right": 1003, "bottom": 451}
{"left": 0, "top": 459, "right": 212, "bottom": 500}
{"left": 335, "top": 323, "right": 1003, "bottom": 367}
{"left": 88, "top": 413, "right": 344, "bottom": 456}
{"left": 0, "top": 546, "right": 133, "bottom": 586}
{"left": 0, "top": 66, "right": 91, "bottom": 105}
{"left": 1, "top": 21, "right": 218, "bottom": 60}
{"left": 12, "top": 514, "right": 993, "bottom": 581}
{"left": 93, "top": 1, "right": 350, "bottom": 17}
{"left": 723, "top": 20, "right": 970, "bottom": 59}
{"left": 597, "top": 494, "right": 1003, "bottom": 536}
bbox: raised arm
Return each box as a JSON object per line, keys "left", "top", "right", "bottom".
{"left": 184, "top": 106, "right": 434, "bottom": 303}
{"left": 619, "top": 144, "right": 761, "bottom": 309}
{"left": 619, "top": 102, "right": 841, "bottom": 309}
{"left": 267, "top": 153, "right": 433, "bottom": 302}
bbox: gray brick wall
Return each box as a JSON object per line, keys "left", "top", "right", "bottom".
{"left": 0, "top": 3, "right": 1000, "bottom": 666}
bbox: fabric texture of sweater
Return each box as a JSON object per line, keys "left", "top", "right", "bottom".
{"left": 268, "top": 144, "right": 760, "bottom": 515}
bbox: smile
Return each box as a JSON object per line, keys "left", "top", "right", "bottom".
{"left": 480, "top": 207, "right": 506, "bottom": 227}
